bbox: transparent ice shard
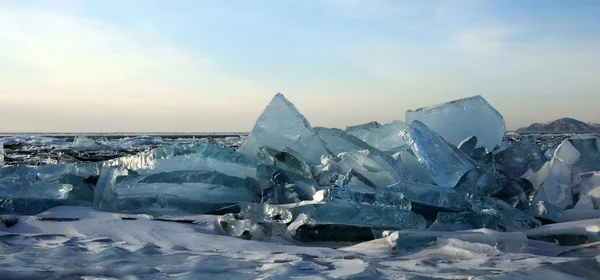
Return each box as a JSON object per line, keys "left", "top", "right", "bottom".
{"left": 493, "top": 136, "right": 545, "bottom": 180}
{"left": 286, "top": 203, "right": 426, "bottom": 243}
{"left": 256, "top": 146, "right": 313, "bottom": 180}
{"left": 103, "top": 142, "right": 258, "bottom": 179}
{"left": 458, "top": 136, "right": 478, "bottom": 156}
{"left": 394, "top": 150, "right": 435, "bottom": 184}
{"left": 466, "top": 195, "right": 541, "bottom": 231}
{"left": 345, "top": 121, "right": 381, "bottom": 135}
{"left": 525, "top": 200, "right": 564, "bottom": 223}
{"left": 337, "top": 151, "right": 400, "bottom": 189}
{"left": 569, "top": 137, "right": 600, "bottom": 174}
{"left": 405, "top": 95, "right": 505, "bottom": 150}
{"left": 530, "top": 139, "right": 580, "bottom": 209}
{"left": 386, "top": 228, "right": 527, "bottom": 254}
{"left": 238, "top": 93, "right": 331, "bottom": 164}
{"left": 323, "top": 186, "right": 411, "bottom": 210}
{"left": 346, "top": 120, "right": 407, "bottom": 152}
{"left": 260, "top": 167, "right": 312, "bottom": 204}
{"left": 401, "top": 120, "right": 475, "bottom": 187}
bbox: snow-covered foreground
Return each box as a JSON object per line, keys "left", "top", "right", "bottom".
{"left": 1, "top": 206, "right": 599, "bottom": 280}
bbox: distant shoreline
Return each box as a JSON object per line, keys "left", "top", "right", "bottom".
{"left": 0, "top": 132, "right": 249, "bottom": 139}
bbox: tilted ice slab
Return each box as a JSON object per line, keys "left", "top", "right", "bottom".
{"left": 528, "top": 139, "right": 580, "bottom": 209}
{"left": 238, "top": 93, "right": 330, "bottom": 165}
{"left": 401, "top": 120, "right": 475, "bottom": 187}
{"left": 345, "top": 120, "right": 407, "bottom": 152}
{"left": 103, "top": 141, "right": 258, "bottom": 179}
{"left": 405, "top": 95, "right": 505, "bottom": 150}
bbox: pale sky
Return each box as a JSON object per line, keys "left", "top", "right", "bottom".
{"left": 1, "top": 0, "right": 599, "bottom": 132}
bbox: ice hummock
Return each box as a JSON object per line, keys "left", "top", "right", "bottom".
{"left": 401, "top": 120, "right": 475, "bottom": 188}
{"left": 405, "top": 95, "right": 505, "bottom": 150}
{"left": 238, "top": 93, "right": 331, "bottom": 164}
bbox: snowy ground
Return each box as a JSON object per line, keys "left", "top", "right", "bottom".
{"left": 2, "top": 206, "right": 599, "bottom": 279}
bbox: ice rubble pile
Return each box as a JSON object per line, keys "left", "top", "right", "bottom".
{"left": 2, "top": 93, "right": 600, "bottom": 253}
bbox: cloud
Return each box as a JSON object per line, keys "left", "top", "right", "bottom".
{"left": 0, "top": 5, "right": 269, "bottom": 132}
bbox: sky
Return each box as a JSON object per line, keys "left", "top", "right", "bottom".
{"left": 1, "top": 0, "right": 599, "bottom": 132}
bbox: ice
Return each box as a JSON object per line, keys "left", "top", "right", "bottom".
{"left": 493, "top": 136, "right": 546, "bottom": 180}
{"left": 0, "top": 165, "right": 73, "bottom": 200}
{"left": 71, "top": 135, "right": 102, "bottom": 150}
{"left": 103, "top": 142, "right": 258, "bottom": 179}
{"left": 286, "top": 203, "right": 426, "bottom": 243}
{"left": 345, "top": 121, "right": 381, "bottom": 134}
{"left": 219, "top": 203, "right": 292, "bottom": 240}
{"left": 466, "top": 195, "right": 541, "bottom": 231}
{"left": 458, "top": 136, "right": 478, "bottom": 156}
{"left": 429, "top": 211, "right": 503, "bottom": 232}
{"left": 401, "top": 120, "right": 475, "bottom": 187}
{"left": 256, "top": 146, "right": 313, "bottom": 180}
{"left": 260, "top": 167, "right": 312, "bottom": 204}
{"left": 394, "top": 149, "right": 434, "bottom": 184}
{"left": 525, "top": 218, "right": 600, "bottom": 246}
{"left": 238, "top": 93, "right": 331, "bottom": 164}
{"left": 405, "top": 96, "right": 505, "bottom": 150}
{"left": 386, "top": 229, "right": 527, "bottom": 254}
{"left": 386, "top": 182, "right": 470, "bottom": 219}
{"left": 530, "top": 139, "right": 580, "bottom": 209}
{"left": 526, "top": 200, "right": 564, "bottom": 223}
{"left": 0, "top": 141, "right": 4, "bottom": 167}
{"left": 336, "top": 151, "right": 407, "bottom": 189}
{"left": 575, "top": 172, "right": 600, "bottom": 209}
{"left": 93, "top": 168, "right": 261, "bottom": 215}
{"left": 323, "top": 186, "right": 411, "bottom": 209}
{"left": 345, "top": 120, "right": 407, "bottom": 152}
{"left": 569, "top": 137, "right": 600, "bottom": 174}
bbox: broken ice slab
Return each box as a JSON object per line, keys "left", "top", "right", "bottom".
{"left": 314, "top": 128, "right": 415, "bottom": 183}
{"left": 287, "top": 203, "right": 426, "bottom": 243}
{"left": 219, "top": 203, "right": 292, "bottom": 240}
{"left": 525, "top": 218, "right": 600, "bottom": 246}
{"left": 493, "top": 136, "right": 546, "bottom": 180}
{"left": 0, "top": 198, "right": 89, "bottom": 215}
{"left": 393, "top": 150, "right": 435, "bottom": 184}
{"left": 526, "top": 200, "right": 564, "bottom": 224}
{"left": 386, "top": 182, "right": 470, "bottom": 219}
{"left": 259, "top": 166, "right": 312, "bottom": 205}
{"left": 103, "top": 142, "right": 258, "bottom": 179}
{"left": 400, "top": 120, "right": 475, "bottom": 187}
{"left": 336, "top": 151, "right": 411, "bottom": 189}
{"left": 467, "top": 195, "right": 541, "bottom": 231}
{"left": 386, "top": 228, "right": 527, "bottom": 254}
{"left": 529, "top": 139, "right": 580, "bottom": 209}
{"left": 428, "top": 211, "right": 503, "bottom": 232}
{"left": 315, "top": 127, "right": 378, "bottom": 155}
{"left": 569, "top": 136, "right": 600, "bottom": 174}
{"left": 345, "top": 121, "right": 381, "bottom": 135}
{"left": 574, "top": 172, "right": 600, "bottom": 210}
{"left": 458, "top": 136, "right": 478, "bottom": 156}
{"left": 237, "top": 93, "right": 331, "bottom": 164}
{"left": 0, "top": 142, "right": 4, "bottom": 167}
{"left": 454, "top": 168, "right": 532, "bottom": 208}
{"left": 323, "top": 186, "right": 411, "bottom": 210}
{"left": 93, "top": 168, "right": 261, "bottom": 215}
{"left": 345, "top": 120, "right": 407, "bottom": 152}
{"left": 256, "top": 146, "right": 313, "bottom": 180}
{"left": 405, "top": 95, "right": 506, "bottom": 150}
{"left": 0, "top": 165, "right": 73, "bottom": 199}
